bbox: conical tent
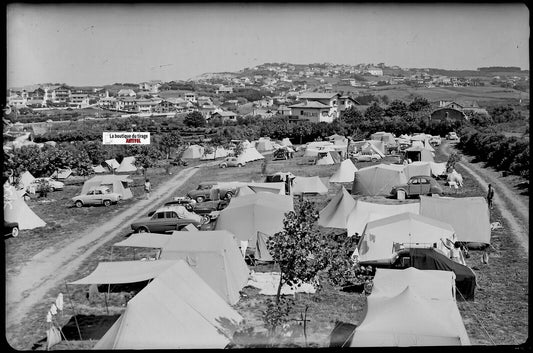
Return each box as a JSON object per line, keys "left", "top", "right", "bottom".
{"left": 280, "top": 138, "right": 293, "bottom": 146}
{"left": 93, "top": 260, "right": 243, "bottom": 350}
{"left": 3, "top": 183, "right": 46, "bottom": 229}
{"left": 356, "top": 212, "right": 456, "bottom": 265}
{"left": 419, "top": 196, "right": 490, "bottom": 245}
{"left": 292, "top": 176, "right": 328, "bottom": 195}
{"left": 352, "top": 164, "right": 408, "bottom": 196}
{"left": 18, "top": 171, "right": 35, "bottom": 189}
{"left": 182, "top": 145, "right": 205, "bottom": 159}
{"left": 237, "top": 147, "right": 265, "bottom": 163}
{"left": 403, "top": 161, "right": 431, "bottom": 179}
{"left": 315, "top": 151, "right": 336, "bottom": 165}
{"left": 215, "top": 193, "right": 294, "bottom": 245}
{"left": 351, "top": 286, "right": 467, "bottom": 347}
{"left": 318, "top": 187, "right": 356, "bottom": 229}
{"left": 405, "top": 146, "right": 434, "bottom": 162}
{"left": 346, "top": 200, "right": 420, "bottom": 238}
{"left": 116, "top": 156, "right": 137, "bottom": 173}
{"left": 81, "top": 175, "right": 133, "bottom": 200}
{"left": 330, "top": 159, "right": 358, "bottom": 183}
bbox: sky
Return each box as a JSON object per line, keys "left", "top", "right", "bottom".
{"left": 6, "top": 3, "right": 530, "bottom": 88}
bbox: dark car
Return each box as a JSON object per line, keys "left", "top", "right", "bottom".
{"left": 130, "top": 205, "right": 210, "bottom": 233}
{"left": 186, "top": 182, "right": 237, "bottom": 203}
{"left": 390, "top": 175, "right": 443, "bottom": 199}
{"left": 4, "top": 221, "right": 19, "bottom": 238}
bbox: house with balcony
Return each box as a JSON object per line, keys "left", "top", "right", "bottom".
{"left": 210, "top": 110, "right": 238, "bottom": 123}
{"left": 116, "top": 97, "right": 138, "bottom": 111}
{"left": 338, "top": 96, "right": 361, "bottom": 113}
{"left": 138, "top": 80, "right": 161, "bottom": 94}
{"left": 69, "top": 94, "right": 90, "bottom": 109}
{"left": 99, "top": 97, "right": 117, "bottom": 110}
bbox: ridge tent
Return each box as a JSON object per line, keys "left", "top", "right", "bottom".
{"left": 236, "top": 146, "right": 264, "bottom": 163}
{"left": 3, "top": 183, "right": 46, "bottom": 229}
{"left": 256, "top": 138, "right": 275, "bottom": 152}
{"left": 403, "top": 161, "right": 432, "bottom": 179}
{"left": 315, "top": 150, "right": 341, "bottom": 165}
{"left": 429, "top": 162, "right": 447, "bottom": 178}
{"left": 405, "top": 146, "right": 434, "bottom": 162}
{"left": 353, "top": 140, "right": 386, "bottom": 155}
{"left": 114, "top": 230, "right": 249, "bottom": 305}
{"left": 329, "top": 159, "right": 358, "bottom": 183}
{"left": 370, "top": 132, "right": 397, "bottom": 147}
{"left": 215, "top": 193, "right": 294, "bottom": 246}
{"left": 93, "top": 260, "right": 243, "bottom": 349}
{"left": 352, "top": 164, "right": 408, "bottom": 196}
{"left": 182, "top": 145, "right": 205, "bottom": 159}
{"left": 201, "top": 147, "right": 230, "bottom": 160}
{"left": 402, "top": 248, "right": 477, "bottom": 300}
{"left": 81, "top": 175, "right": 133, "bottom": 200}
{"left": 18, "top": 171, "right": 35, "bottom": 190}
{"left": 370, "top": 268, "right": 456, "bottom": 301}
{"left": 50, "top": 168, "right": 73, "bottom": 179}
{"left": 292, "top": 176, "right": 328, "bottom": 196}
{"left": 318, "top": 187, "right": 356, "bottom": 229}
{"left": 104, "top": 159, "right": 120, "bottom": 171}
{"left": 92, "top": 165, "right": 107, "bottom": 174}
{"left": 115, "top": 156, "right": 137, "bottom": 173}
{"left": 246, "top": 182, "right": 286, "bottom": 195}
{"left": 303, "top": 143, "right": 336, "bottom": 157}
{"left": 360, "top": 142, "right": 386, "bottom": 158}
{"left": 351, "top": 286, "right": 469, "bottom": 347}
{"left": 346, "top": 200, "right": 420, "bottom": 238}
{"left": 419, "top": 196, "right": 491, "bottom": 245}
{"left": 356, "top": 212, "right": 456, "bottom": 266}
{"left": 328, "top": 133, "right": 348, "bottom": 144}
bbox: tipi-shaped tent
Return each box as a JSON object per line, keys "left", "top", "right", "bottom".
{"left": 182, "top": 145, "right": 205, "bottom": 159}
{"left": 405, "top": 146, "right": 434, "bottom": 162}
{"left": 292, "top": 176, "right": 328, "bottom": 196}
{"left": 329, "top": 159, "right": 358, "bottom": 183}
{"left": 116, "top": 156, "right": 137, "bottom": 173}
{"left": 315, "top": 150, "right": 341, "bottom": 165}
{"left": 356, "top": 212, "right": 456, "bottom": 265}
{"left": 419, "top": 196, "right": 491, "bottom": 245}
{"left": 93, "top": 260, "right": 243, "bottom": 349}
{"left": 237, "top": 146, "right": 265, "bottom": 163}
{"left": 352, "top": 164, "right": 408, "bottom": 196}
{"left": 215, "top": 193, "right": 294, "bottom": 246}
{"left": 18, "top": 171, "right": 35, "bottom": 190}
{"left": 280, "top": 138, "right": 293, "bottom": 147}
{"left": 403, "top": 161, "right": 431, "bottom": 179}
{"left": 3, "top": 183, "right": 46, "bottom": 229}
{"left": 81, "top": 175, "right": 133, "bottom": 200}
{"left": 346, "top": 200, "right": 420, "bottom": 238}
{"left": 318, "top": 187, "right": 356, "bottom": 229}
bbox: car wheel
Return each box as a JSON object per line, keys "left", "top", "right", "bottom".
{"left": 237, "top": 164, "right": 242, "bottom": 167}
{"left": 103, "top": 200, "right": 111, "bottom": 207}
{"left": 75, "top": 200, "right": 83, "bottom": 208}
{"left": 50, "top": 187, "right": 55, "bottom": 192}
{"left": 196, "top": 196, "right": 205, "bottom": 203}
{"left": 137, "top": 226, "right": 149, "bottom": 233}
{"left": 225, "top": 192, "right": 233, "bottom": 200}
{"left": 11, "top": 226, "right": 19, "bottom": 238}
{"left": 371, "top": 158, "right": 378, "bottom": 162}
{"left": 220, "top": 164, "right": 227, "bottom": 168}
{"left": 202, "top": 216, "right": 210, "bottom": 224}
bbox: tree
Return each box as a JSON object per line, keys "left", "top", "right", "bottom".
{"left": 132, "top": 145, "right": 164, "bottom": 177}
{"left": 159, "top": 131, "right": 182, "bottom": 159}
{"left": 183, "top": 111, "right": 206, "bottom": 127}
{"left": 408, "top": 96, "right": 431, "bottom": 113}
{"left": 385, "top": 99, "right": 409, "bottom": 118}
{"left": 364, "top": 102, "right": 385, "bottom": 120}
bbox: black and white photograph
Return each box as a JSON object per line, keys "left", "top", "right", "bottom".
{"left": 4, "top": 3, "right": 529, "bottom": 349}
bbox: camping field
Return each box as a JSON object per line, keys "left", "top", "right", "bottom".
{"left": 5, "top": 144, "right": 529, "bottom": 349}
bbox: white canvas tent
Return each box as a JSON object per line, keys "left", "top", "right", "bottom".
{"left": 419, "top": 196, "right": 491, "bottom": 245}
{"left": 353, "top": 140, "right": 386, "bottom": 155}
{"left": 318, "top": 187, "right": 356, "bottom": 229}
{"left": 256, "top": 138, "right": 275, "bottom": 152}
{"left": 352, "top": 164, "right": 408, "bottom": 196}
{"left": 182, "top": 145, "right": 205, "bottom": 159}
{"left": 237, "top": 182, "right": 286, "bottom": 196}
{"left": 93, "top": 261, "right": 243, "bottom": 349}
{"left": 116, "top": 156, "right": 137, "bottom": 173}
{"left": 429, "top": 162, "right": 447, "bottom": 178}
{"left": 329, "top": 159, "right": 358, "bottom": 183}
{"left": 405, "top": 146, "right": 434, "bottom": 162}
{"left": 104, "top": 159, "right": 120, "bottom": 171}
{"left": 3, "top": 183, "right": 46, "bottom": 229}
{"left": 18, "top": 171, "right": 35, "bottom": 191}
{"left": 346, "top": 200, "right": 420, "bottom": 238}
{"left": 360, "top": 142, "right": 386, "bottom": 158}
{"left": 50, "top": 168, "right": 73, "bottom": 179}
{"left": 351, "top": 286, "right": 469, "bottom": 347}
{"left": 81, "top": 175, "right": 133, "bottom": 200}
{"left": 201, "top": 147, "right": 230, "bottom": 160}
{"left": 315, "top": 150, "right": 341, "bottom": 165}
{"left": 356, "top": 212, "right": 456, "bottom": 265}
{"left": 303, "top": 144, "right": 336, "bottom": 157}
{"left": 292, "top": 176, "right": 328, "bottom": 196}
{"left": 215, "top": 193, "right": 294, "bottom": 246}
{"left": 370, "top": 132, "right": 397, "bottom": 147}
{"left": 92, "top": 165, "right": 107, "bottom": 174}
{"left": 403, "top": 161, "right": 432, "bottom": 179}
{"left": 237, "top": 146, "right": 265, "bottom": 163}
{"left": 280, "top": 137, "right": 293, "bottom": 147}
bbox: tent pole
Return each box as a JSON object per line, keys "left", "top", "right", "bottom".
{"left": 63, "top": 282, "right": 83, "bottom": 341}
{"left": 105, "top": 284, "right": 110, "bottom": 315}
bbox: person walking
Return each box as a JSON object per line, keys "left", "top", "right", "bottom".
{"left": 487, "top": 184, "right": 494, "bottom": 209}
{"left": 144, "top": 179, "right": 151, "bottom": 199}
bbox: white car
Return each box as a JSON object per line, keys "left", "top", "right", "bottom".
{"left": 351, "top": 151, "right": 382, "bottom": 162}
{"left": 429, "top": 136, "right": 442, "bottom": 146}
{"left": 446, "top": 132, "right": 460, "bottom": 141}
{"left": 30, "top": 177, "right": 65, "bottom": 192}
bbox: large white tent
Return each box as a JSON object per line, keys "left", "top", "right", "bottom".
{"left": 352, "top": 164, "right": 408, "bottom": 196}
{"left": 18, "top": 171, "right": 35, "bottom": 190}
{"left": 201, "top": 147, "right": 231, "bottom": 160}
{"left": 329, "top": 159, "right": 358, "bottom": 183}
{"left": 318, "top": 187, "right": 356, "bottom": 229}
{"left": 3, "top": 183, "right": 46, "bottom": 230}
{"left": 81, "top": 175, "right": 133, "bottom": 200}
{"left": 256, "top": 138, "right": 275, "bottom": 152}
{"left": 356, "top": 212, "right": 456, "bottom": 265}
{"left": 292, "top": 176, "right": 328, "bottom": 196}
{"left": 346, "top": 200, "right": 420, "bottom": 237}
{"left": 93, "top": 260, "right": 243, "bottom": 350}
{"left": 116, "top": 156, "right": 137, "bottom": 173}
{"left": 403, "top": 161, "right": 432, "bottom": 179}
{"left": 236, "top": 146, "right": 265, "bottom": 163}
{"left": 182, "top": 145, "right": 205, "bottom": 159}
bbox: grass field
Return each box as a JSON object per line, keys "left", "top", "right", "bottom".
{"left": 8, "top": 145, "right": 528, "bottom": 349}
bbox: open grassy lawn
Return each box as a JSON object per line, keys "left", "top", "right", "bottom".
{"left": 14, "top": 144, "right": 528, "bottom": 349}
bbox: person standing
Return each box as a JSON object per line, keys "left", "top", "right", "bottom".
{"left": 487, "top": 184, "right": 494, "bottom": 209}
{"left": 144, "top": 179, "right": 151, "bottom": 199}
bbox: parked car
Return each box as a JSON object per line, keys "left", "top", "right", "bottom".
{"left": 352, "top": 151, "right": 382, "bottom": 162}
{"left": 446, "top": 132, "right": 460, "bottom": 141}
{"left": 130, "top": 205, "right": 209, "bottom": 233}
{"left": 390, "top": 175, "right": 443, "bottom": 199}
{"left": 170, "top": 158, "right": 188, "bottom": 166}
{"left": 4, "top": 221, "right": 19, "bottom": 238}
{"left": 219, "top": 157, "right": 245, "bottom": 168}
{"left": 71, "top": 186, "right": 122, "bottom": 207}
{"left": 186, "top": 182, "right": 237, "bottom": 203}
{"left": 429, "top": 135, "right": 442, "bottom": 146}
{"left": 30, "top": 177, "right": 65, "bottom": 192}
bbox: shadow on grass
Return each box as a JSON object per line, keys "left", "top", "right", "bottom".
{"left": 515, "top": 181, "right": 529, "bottom": 196}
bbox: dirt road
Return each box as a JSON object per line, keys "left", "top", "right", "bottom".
{"left": 5, "top": 166, "right": 201, "bottom": 344}
{"left": 441, "top": 141, "right": 529, "bottom": 254}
